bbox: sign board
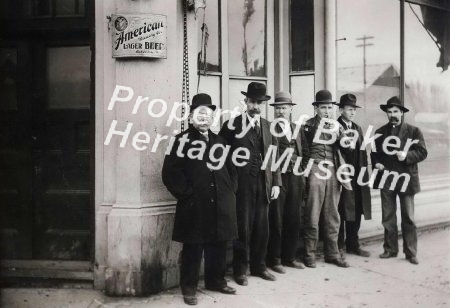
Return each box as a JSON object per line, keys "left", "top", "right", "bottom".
{"left": 111, "top": 14, "right": 167, "bottom": 58}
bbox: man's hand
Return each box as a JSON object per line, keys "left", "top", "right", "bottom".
{"left": 270, "top": 186, "right": 280, "bottom": 200}
{"left": 375, "top": 163, "right": 385, "bottom": 170}
{"left": 397, "top": 151, "right": 407, "bottom": 162}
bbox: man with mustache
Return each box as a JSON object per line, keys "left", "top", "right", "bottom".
{"left": 300, "top": 90, "right": 351, "bottom": 268}
{"left": 372, "top": 96, "right": 427, "bottom": 265}
{"left": 220, "top": 82, "right": 281, "bottom": 285}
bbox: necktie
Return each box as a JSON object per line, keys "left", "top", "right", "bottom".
{"left": 201, "top": 133, "right": 209, "bottom": 142}
{"left": 254, "top": 121, "right": 261, "bottom": 136}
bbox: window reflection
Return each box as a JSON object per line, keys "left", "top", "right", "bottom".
{"left": 47, "top": 46, "right": 90, "bottom": 109}
{"left": 337, "top": 0, "right": 400, "bottom": 130}
{"left": 228, "top": 0, "right": 266, "bottom": 77}
{"left": 197, "top": 0, "right": 221, "bottom": 73}
{"left": 405, "top": 3, "right": 450, "bottom": 176}
{"left": 290, "top": 0, "right": 314, "bottom": 72}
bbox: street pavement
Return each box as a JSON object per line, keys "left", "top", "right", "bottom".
{"left": 1, "top": 173, "right": 449, "bottom": 308}
{"left": 2, "top": 227, "right": 450, "bottom": 308}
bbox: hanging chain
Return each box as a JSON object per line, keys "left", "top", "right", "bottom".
{"left": 181, "top": 0, "right": 190, "bottom": 132}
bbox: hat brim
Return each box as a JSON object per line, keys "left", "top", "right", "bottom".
{"left": 338, "top": 103, "right": 362, "bottom": 108}
{"left": 270, "top": 102, "right": 296, "bottom": 106}
{"left": 191, "top": 104, "right": 217, "bottom": 111}
{"left": 380, "top": 104, "right": 409, "bottom": 112}
{"left": 241, "top": 91, "right": 271, "bottom": 102}
{"left": 312, "top": 101, "right": 337, "bottom": 106}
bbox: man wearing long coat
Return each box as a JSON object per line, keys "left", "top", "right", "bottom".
{"left": 266, "top": 91, "right": 306, "bottom": 273}
{"left": 219, "top": 82, "right": 281, "bottom": 285}
{"left": 336, "top": 94, "right": 372, "bottom": 257}
{"left": 372, "top": 96, "right": 427, "bottom": 265}
{"left": 162, "top": 93, "right": 238, "bottom": 305}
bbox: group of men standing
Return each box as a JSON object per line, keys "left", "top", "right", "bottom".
{"left": 162, "top": 82, "right": 427, "bottom": 305}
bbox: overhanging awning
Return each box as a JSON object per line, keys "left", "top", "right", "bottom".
{"left": 420, "top": 5, "right": 450, "bottom": 71}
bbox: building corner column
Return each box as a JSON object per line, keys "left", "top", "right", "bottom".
{"left": 324, "top": 0, "right": 337, "bottom": 97}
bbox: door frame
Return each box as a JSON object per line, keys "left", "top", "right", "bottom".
{"left": 0, "top": 0, "right": 95, "bottom": 284}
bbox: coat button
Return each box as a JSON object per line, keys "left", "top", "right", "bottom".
{"left": 210, "top": 182, "right": 215, "bottom": 187}
{"left": 210, "top": 198, "right": 214, "bottom": 203}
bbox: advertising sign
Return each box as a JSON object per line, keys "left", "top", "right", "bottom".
{"left": 111, "top": 14, "right": 167, "bottom": 58}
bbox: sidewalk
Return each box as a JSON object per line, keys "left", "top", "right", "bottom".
{"left": 2, "top": 227, "right": 450, "bottom": 308}
{"left": 359, "top": 173, "right": 450, "bottom": 238}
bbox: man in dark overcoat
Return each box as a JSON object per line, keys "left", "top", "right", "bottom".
{"left": 162, "top": 93, "right": 238, "bottom": 305}
{"left": 266, "top": 91, "right": 306, "bottom": 274}
{"left": 219, "top": 82, "right": 281, "bottom": 285}
{"left": 336, "top": 93, "right": 372, "bottom": 258}
{"left": 372, "top": 96, "right": 427, "bottom": 265}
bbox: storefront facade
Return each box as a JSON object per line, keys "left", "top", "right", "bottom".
{"left": 94, "top": 0, "right": 332, "bottom": 296}
{"left": 1, "top": 0, "right": 448, "bottom": 297}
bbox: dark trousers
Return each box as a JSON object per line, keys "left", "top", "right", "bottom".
{"left": 267, "top": 172, "right": 302, "bottom": 265}
{"left": 304, "top": 163, "right": 341, "bottom": 262}
{"left": 233, "top": 171, "right": 269, "bottom": 275}
{"left": 180, "top": 241, "right": 227, "bottom": 296}
{"left": 380, "top": 189, "right": 417, "bottom": 257}
{"left": 338, "top": 204, "right": 362, "bottom": 251}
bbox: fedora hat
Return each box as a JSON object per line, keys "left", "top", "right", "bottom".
{"left": 312, "top": 89, "right": 337, "bottom": 106}
{"left": 338, "top": 93, "right": 361, "bottom": 108}
{"left": 270, "top": 91, "right": 296, "bottom": 106}
{"left": 380, "top": 96, "right": 409, "bottom": 112}
{"left": 241, "top": 82, "right": 271, "bottom": 101}
{"left": 191, "top": 93, "right": 216, "bottom": 111}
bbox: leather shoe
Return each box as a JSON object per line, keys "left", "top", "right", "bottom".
{"left": 183, "top": 295, "right": 198, "bottom": 305}
{"left": 325, "top": 258, "right": 350, "bottom": 268}
{"left": 379, "top": 251, "right": 398, "bottom": 259}
{"left": 253, "top": 270, "right": 276, "bottom": 281}
{"left": 407, "top": 256, "right": 419, "bottom": 265}
{"left": 282, "top": 260, "right": 305, "bottom": 269}
{"left": 234, "top": 274, "right": 248, "bottom": 286}
{"left": 304, "top": 260, "right": 316, "bottom": 268}
{"left": 270, "top": 264, "right": 286, "bottom": 274}
{"left": 347, "top": 248, "right": 371, "bottom": 257}
{"left": 206, "top": 285, "right": 236, "bottom": 294}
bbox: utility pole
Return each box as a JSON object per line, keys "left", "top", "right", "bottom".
{"left": 356, "top": 35, "right": 374, "bottom": 89}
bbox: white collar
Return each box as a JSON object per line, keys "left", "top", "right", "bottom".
{"left": 246, "top": 112, "right": 260, "bottom": 127}
{"left": 342, "top": 118, "right": 352, "bottom": 128}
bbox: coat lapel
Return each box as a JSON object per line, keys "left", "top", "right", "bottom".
{"left": 292, "top": 123, "right": 302, "bottom": 155}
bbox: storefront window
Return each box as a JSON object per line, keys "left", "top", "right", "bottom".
{"left": 24, "top": 0, "right": 85, "bottom": 17}
{"left": 228, "top": 0, "right": 266, "bottom": 77}
{"left": 47, "top": 46, "right": 90, "bottom": 109}
{"left": 290, "top": 0, "right": 314, "bottom": 72}
{"left": 197, "top": 0, "right": 221, "bottom": 73}
{"left": 405, "top": 2, "right": 450, "bottom": 175}
{"left": 337, "top": 0, "right": 400, "bottom": 129}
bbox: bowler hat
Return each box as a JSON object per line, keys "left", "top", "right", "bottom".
{"left": 241, "top": 82, "right": 271, "bottom": 101}
{"left": 312, "top": 89, "right": 337, "bottom": 106}
{"left": 270, "top": 91, "right": 296, "bottom": 106}
{"left": 191, "top": 93, "right": 217, "bottom": 111}
{"left": 380, "top": 96, "right": 409, "bottom": 112}
{"left": 338, "top": 93, "right": 361, "bottom": 108}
